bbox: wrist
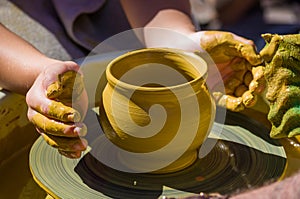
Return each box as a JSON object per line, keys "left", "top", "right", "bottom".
{"left": 145, "top": 9, "right": 196, "bottom": 35}
{"left": 20, "top": 57, "right": 66, "bottom": 95}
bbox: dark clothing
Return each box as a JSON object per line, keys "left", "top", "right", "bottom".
{"left": 9, "top": 0, "right": 131, "bottom": 59}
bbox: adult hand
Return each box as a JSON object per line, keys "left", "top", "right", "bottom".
{"left": 26, "top": 61, "right": 89, "bottom": 158}
{"left": 195, "top": 31, "right": 265, "bottom": 111}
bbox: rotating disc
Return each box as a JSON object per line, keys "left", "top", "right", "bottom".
{"left": 30, "top": 111, "right": 286, "bottom": 199}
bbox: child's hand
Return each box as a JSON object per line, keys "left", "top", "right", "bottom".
{"left": 26, "top": 61, "right": 88, "bottom": 158}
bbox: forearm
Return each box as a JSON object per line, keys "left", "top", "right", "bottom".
{"left": 0, "top": 23, "right": 61, "bottom": 95}
{"left": 144, "top": 9, "right": 196, "bottom": 35}
{"left": 120, "top": 0, "right": 196, "bottom": 35}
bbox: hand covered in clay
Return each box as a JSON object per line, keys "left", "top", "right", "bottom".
{"left": 26, "top": 61, "right": 88, "bottom": 158}
{"left": 196, "top": 31, "right": 264, "bottom": 111}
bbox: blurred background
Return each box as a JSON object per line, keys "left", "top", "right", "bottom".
{"left": 190, "top": 0, "right": 300, "bottom": 50}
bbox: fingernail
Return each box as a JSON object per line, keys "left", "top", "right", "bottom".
{"left": 68, "top": 112, "right": 81, "bottom": 122}
{"left": 74, "top": 124, "right": 87, "bottom": 136}
{"left": 74, "top": 140, "right": 87, "bottom": 151}
{"left": 59, "top": 150, "right": 81, "bottom": 159}
{"left": 69, "top": 151, "right": 82, "bottom": 159}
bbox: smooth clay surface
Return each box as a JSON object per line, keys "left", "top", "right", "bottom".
{"left": 100, "top": 48, "right": 216, "bottom": 173}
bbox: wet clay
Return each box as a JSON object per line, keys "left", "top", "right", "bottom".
{"left": 31, "top": 70, "right": 87, "bottom": 155}
{"left": 200, "top": 31, "right": 264, "bottom": 112}
{"left": 261, "top": 33, "right": 300, "bottom": 138}
{"left": 46, "top": 70, "right": 84, "bottom": 103}
{"left": 32, "top": 70, "right": 85, "bottom": 135}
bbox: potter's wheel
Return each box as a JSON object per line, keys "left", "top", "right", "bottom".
{"left": 29, "top": 110, "right": 287, "bottom": 199}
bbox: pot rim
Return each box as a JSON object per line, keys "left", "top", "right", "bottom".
{"left": 106, "top": 48, "right": 208, "bottom": 92}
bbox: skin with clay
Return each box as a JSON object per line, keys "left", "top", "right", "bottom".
{"left": 199, "top": 31, "right": 265, "bottom": 112}
{"left": 31, "top": 70, "right": 88, "bottom": 154}
{"left": 204, "top": 32, "right": 300, "bottom": 140}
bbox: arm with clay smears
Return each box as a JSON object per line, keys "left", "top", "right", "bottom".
{"left": 0, "top": 23, "right": 88, "bottom": 158}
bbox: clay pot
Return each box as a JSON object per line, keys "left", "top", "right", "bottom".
{"left": 99, "top": 48, "right": 215, "bottom": 173}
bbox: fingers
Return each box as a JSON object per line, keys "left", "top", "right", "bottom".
{"left": 26, "top": 70, "right": 87, "bottom": 123}
{"left": 242, "top": 90, "right": 257, "bottom": 107}
{"left": 248, "top": 66, "right": 266, "bottom": 97}
{"left": 29, "top": 107, "right": 87, "bottom": 157}
{"left": 214, "top": 65, "right": 265, "bottom": 112}
{"left": 41, "top": 133, "right": 87, "bottom": 159}
{"left": 28, "top": 109, "right": 87, "bottom": 137}
{"left": 41, "top": 133, "right": 87, "bottom": 151}
{"left": 237, "top": 42, "right": 263, "bottom": 66}
{"left": 26, "top": 61, "right": 89, "bottom": 158}
{"left": 231, "top": 33, "right": 263, "bottom": 66}
{"left": 200, "top": 31, "right": 262, "bottom": 66}
{"left": 46, "top": 68, "right": 87, "bottom": 119}
{"left": 199, "top": 31, "right": 266, "bottom": 112}
{"left": 58, "top": 150, "right": 83, "bottom": 159}
{"left": 35, "top": 100, "right": 81, "bottom": 122}
{"left": 29, "top": 106, "right": 87, "bottom": 158}
{"left": 27, "top": 93, "right": 85, "bottom": 125}
{"left": 224, "top": 77, "right": 242, "bottom": 95}
{"left": 46, "top": 70, "right": 84, "bottom": 103}
{"left": 222, "top": 59, "right": 250, "bottom": 95}
{"left": 215, "top": 94, "right": 245, "bottom": 112}
{"left": 42, "top": 61, "right": 82, "bottom": 90}
{"left": 234, "top": 84, "right": 247, "bottom": 96}
{"left": 233, "top": 34, "right": 254, "bottom": 46}
{"left": 225, "top": 58, "right": 265, "bottom": 111}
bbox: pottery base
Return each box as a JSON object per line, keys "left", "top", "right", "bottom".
{"left": 117, "top": 149, "right": 198, "bottom": 174}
